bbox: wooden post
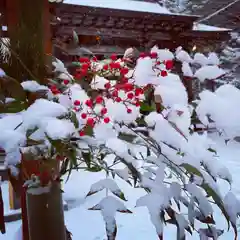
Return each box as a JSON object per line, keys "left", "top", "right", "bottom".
{"left": 26, "top": 182, "right": 66, "bottom": 240}
{"left": 8, "top": 182, "right": 21, "bottom": 210}
{"left": 6, "top": 0, "right": 53, "bottom": 209}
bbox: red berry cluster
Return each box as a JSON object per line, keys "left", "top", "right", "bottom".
{"left": 60, "top": 51, "right": 175, "bottom": 137}
{"left": 50, "top": 85, "right": 61, "bottom": 95}
{"left": 74, "top": 57, "right": 91, "bottom": 79}
{"left": 72, "top": 95, "right": 112, "bottom": 137}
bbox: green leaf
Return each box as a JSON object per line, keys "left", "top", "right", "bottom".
{"left": 177, "top": 151, "right": 185, "bottom": 157}
{"left": 118, "top": 192, "right": 127, "bottom": 201}
{"left": 201, "top": 183, "right": 234, "bottom": 235}
{"left": 125, "top": 162, "right": 140, "bottom": 187}
{"left": 71, "top": 62, "right": 81, "bottom": 67}
{"left": 0, "top": 101, "right": 27, "bottom": 113}
{"left": 68, "top": 148, "right": 78, "bottom": 168}
{"left": 26, "top": 139, "right": 44, "bottom": 146}
{"left": 84, "top": 125, "right": 94, "bottom": 136}
{"left": 26, "top": 127, "right": 38, "bottom": 138}
{"left": 118, "top": 133, "right": 136, "bottom": 143}
{"left": 207, "top": 148, "right": 217, "bottom": 154}
{"left": 180, "top": 163, "right": 203, "bottom": 177}
{"left": 82, "top": 151, "right": 92, "bottom": 168}
{"left": 70, "top": 111, "right": 79, "bottom": 128}
{"left": 147, "top": 147, "right": 151, "bottom": 157}
{"left": 135, "top": 117, "right": 147, "bottom": 127}
{"left": 87, "top": 166, "right": 102, "bottom": 172}
{"left": 140, "top": 102, "right": 155, "bottom": 112}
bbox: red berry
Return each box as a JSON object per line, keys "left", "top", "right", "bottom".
{"left": 79, "top": 130, "right": 85, "bottom": 136}
{"left": 85, "top": 99, "right": 93, "bottom": 108}
{"left": 110, "top": 54, "right": 117, "bottom": 61}
{"left": 104, "top": 117, "right": 110, "bottom": 123}
{"left": 135, "top": 100, "right": 140, "bottom": 107}
{"left": 121, "top": 76, "right": 128, "bottom": 83}
{"left": 50, "top": 85, "right": 57, "bottom": 90}
{"left": 116, "top": 97, "right": 122, "bottom": 102}
{"left": 92, "top": 56, "right": 98, "bottom": 62}
{"left": 81, "top": 113, "right": 87, "bottom": 119}
{"left": 127, "top": 108, "right": 132, "bottom": 114}
{"left": 127, "top": 92, "right": 134, "bottom": 99}
{"left": 135, "top": 88, "right": 143, "bottom": 96}
{"left": 73, "top": 107, "right": 79, "bottom": 112}
{"left": 50, "top": 85, "right": 59, "bottom": 94}
{"left": 120, "top": 68, "right": 129, "bottom": 75}
{"left": 139, "top": 52, "right": 147, "bottom": 58}
{"left": 86, "top": 118, "right": 95, "bottom": 127}
{"left": 112, "top": 90, "right": 118, "bottom": 97}
{"left": 150, "top": 52, "right": 158, "bottom": 59}
{"left": 74, "top": 100, "right": 81, "bottom": 106}
{"left": 63, "top": 79, "right": 69, "bottom": 85}
{"left": 80, "top": 68, "right": 88, "bottom": 76}
{"left": 110, "top": 62, "right": 121, "bottom": 69}
{"left": 101, "top": 107, "right": 108, "bottom": 115}
{"left": 161, "top": 70, "right": 168, "bottom": 77}
{"left": 79, "top": 57, "right": 89, "bottom": 63}
{"left": 103, "top": 64, "right": 109, "bottom": 70}
{"left": 74, "top": 73, "right": 82, "bottom": 79}
{"left": 124, "top": 83, "right": 134, "bottom": 92}
{"left": 165, "top": 60, "right": 173, "bottom": 70}
{"left": 104, "top": 82, "right": 111, "bottom": 89}
{"left": 52, "top": 89, "right": 61, "bottom": 95}
{"left": 81, "top": 63, "right": 89, "bottom": 69}
{"left": 95, "top": 96, "right": 103, "bottom": 104}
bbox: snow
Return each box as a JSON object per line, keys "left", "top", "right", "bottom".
{"left": 176, "top": 49, "right": 193, "bottom": 63}
{"left": 0, "top": 68, "right": 6, "bottom": 77}
{"left": 193, "top": 23, "right": 231, "bottom": 32}
{"left": 154, "top": 74, "right": 188, "bottom": 108}
{"left": 2, "top": 134, "right": 240, "bottom": 239}
{"left": 41, "top": 118, "right": 75, "bottom": 140}
{"left": 186, "top": 183, "right": 213, "bottom": 217}
{"left": 182, "top": 62, "right": 194, "bottom": 77}
{"left": 196, "top": 84, "right": 240, "bottom": 139}
{"left": 64, "top": 0, "right": 171, "bottom": 15}
{"left": 87, "top": 179, "right": 124, "bottom": 199}
{"left": 21, "top": 81, "right": 49, "bottom": 93}
{"left": 194, "top": 65, "right": 225, "bottom": 82}
{"left": 151, "top": 47, "right": 174, "bottom": 61}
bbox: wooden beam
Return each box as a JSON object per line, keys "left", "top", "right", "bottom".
{"left": 56, "top": 3, "right": 199, "bottom": 25}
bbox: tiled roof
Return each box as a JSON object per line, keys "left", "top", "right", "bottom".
{"left": 193, "top": 0, "right": 240, "bottom": 31}
{"left": 64, "top": 0, "right": 171, "bottom": 14}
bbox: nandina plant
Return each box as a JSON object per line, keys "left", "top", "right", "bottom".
{"left": 0, "top": 46, "right": 239, "bottom": 239}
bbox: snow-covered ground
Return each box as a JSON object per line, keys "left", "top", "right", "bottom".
{"left": 2, "top": 133, "right": 240, "bottom": 240}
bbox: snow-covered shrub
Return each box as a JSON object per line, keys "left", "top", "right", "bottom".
{"left": 0, "top": 46, "right": 240, "bottom": 239}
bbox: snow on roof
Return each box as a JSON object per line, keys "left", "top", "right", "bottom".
{"left": 63, "top": 0, "right": 171, "bottom": 14}
{"left": 193, "top": 23, "right": 231, "bottom": 32}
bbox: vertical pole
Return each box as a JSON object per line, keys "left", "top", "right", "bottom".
{"left": 27, "top": 182, "right": 66, "bottom": 240}
{"left": 9, "top": 182, "right": 21, "bottom": 210}
{"left": 6, "top": 0, "right": 22, "bottom": 211}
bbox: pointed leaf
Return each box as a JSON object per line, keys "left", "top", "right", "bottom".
{"left": 180, "top": 163, "right": 203, "bottom": 177}
{"left": 201, "top": 183, "right": 232, "bottom": 232}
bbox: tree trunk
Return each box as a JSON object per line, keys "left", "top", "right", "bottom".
{"left": 5, "top": 0, "right": 50, "bottom": 83}
{"left": 26, "top": 182, "right": 66, "bottom": 240}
